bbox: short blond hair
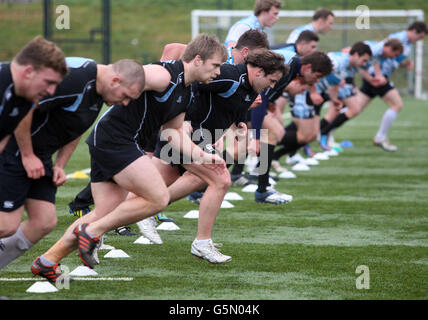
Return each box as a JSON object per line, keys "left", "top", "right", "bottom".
{"left": 14, "top": 36, "right": 68, "bottom": 77}
{"left": 254, "top": 0, "right": 283, "bottom": 16}
{"left": 182, "top": 34, "right": 227, "bottom": 63}
{"left": 112, "top": 59, "right": 145, "bottom": 91}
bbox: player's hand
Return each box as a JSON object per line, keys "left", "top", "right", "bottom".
{"left": 267, "top": 102, "right": 277, "bottom": 113}
{"left": 310, "top": 91, "right": 324, "bottom": 106}
{"left": 285, "top": 78, "right": 309, "bottom": 96}
{"left": 249, "top": 94, "right": 262, "bottom": 110}
{"left": 21, "top": 154, "right": 45, "bottom": 179}
{"left": 202, "top": 153, "right": 226, "bottom": 175}
{"left": 52, "top": 165, "right": 66, "bottom": 186}
{"left": 213, "top": 137, "right": 224, "bottom": 153}
{"left": 332, "top": 98, "right": 343, "bottom": 111}
{"left": 235, "top": 122, "right": 247, "bottom": 141}
{"left": 403, "top": 60, "right": 414, "bottom": 70}
{"left": 370, "top": 75, "right": 387, "bottom": 87}
{"left": 182, "top": 121, "right": 193, "bottom": 136}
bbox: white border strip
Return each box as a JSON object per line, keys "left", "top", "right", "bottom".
{"left": 0, "top": 277, "right": 133, "bottom": 281}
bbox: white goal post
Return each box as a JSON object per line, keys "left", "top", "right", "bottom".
{"left": 192, "top": 9, "right": 425, "bottom": 99}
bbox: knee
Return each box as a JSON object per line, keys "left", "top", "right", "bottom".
{"left": 217, "top": 173, "right": 232, "bottom": 193}
{"left": 0, "top": 224, "right": 19, "bottom": 238}
{"left": 297, "top": 131, "right": 311, "bottom": 145}
{"left": 275, "top": 127, "right": 285, "bottom": 143}
{"left": 268, "top": 129, "right": 278, "bottom": 144}
{"left": 0, "top": 215, "right": 20, "bottom": 238}
{"left": 28, "top": 212, "right": 58, "bottom": 236}
{"left": 390, "top": 104, "right": 402, "bottom": 112}
{"left": 155, "top": 192, "right": 170, "bottom": 213}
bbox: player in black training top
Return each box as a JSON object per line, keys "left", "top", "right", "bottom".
{"left": 32, "top": 34, "right": 227, "bottom": 276}
{"left": 0, "top": 57, "right": 144, "bottom": 272}
{"left": 149, "top": 48, "right": 286, "bottom": 264}
{"left": 0, "top": 36, "right": 67, "bottom": 153}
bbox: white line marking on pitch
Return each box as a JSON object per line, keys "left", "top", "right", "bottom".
{"left": 0, "top": 277, "right": 133, "bottom": 281}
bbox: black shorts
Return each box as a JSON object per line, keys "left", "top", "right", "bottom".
{"left": 360, "top": 78, "right": 395, "bottom": 98}
{"left": 144, "top": 131, "right": 159, "bottom": 154}
{"left": 153, "top": 137, "right": 229, "bottom": 175}
{"left": 89, "top": 143, "right": 145, "bottom": 183}
{"left": 0, "top": 152, "right": 56, "bottom": 212}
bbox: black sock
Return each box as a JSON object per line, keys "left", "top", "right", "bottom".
{"left": 257, "top": 143, "right": 275, "bottom": 193}
{"left": 231, "top": 162, "right": 245, "bottom": 175}
{"left": 273, "top": 130, "right": 302, "bottom": 160}
{"left": 320, "top": 118, "right": 330, "bottom": 131}
{"left": 285, "top": 121, "right": 297, "bottom": 132}
{"left": 321, "top": 113, "right": 349, "bottom": 135}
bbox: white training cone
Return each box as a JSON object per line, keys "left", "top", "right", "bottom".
{"left": 224, "top": 192, "right": 243, "bottom": 201}
{"left": 104, "top": 249, "right": 130, "bottom": 258}
{"left": 26, "top": 281, "right": 58, "bottom": 293}
{"left": 156, "top": 222, "right": 180, "bottom": 230}
{"left": 242, "top": 184, "right": 258, "bottom": 193}
{"left": 70, "top": 266, "right": 98, "bottom": 277}
{"left": 314, "top": 152, "right": 329, "bottom": 160}
{"left": 325, "top": 149, "right": 339, "bottom": 157}
{"left": 184, "top": 210, "right": 199, "bottom": 219}
{"left": 279, "top": 170, "right": 296, "bottom": 179}
{"left": 291, "top": 163, "right": 310, "bottom": 171}
{"left": 99, "top": 244, "right": 115, "bottom": 250}
{"left": 305, "top": 158, "right": 319, "bottom": 166}
{"left": 220, "top": 200, "right": 234, "bottom": 208}
{"left": 134, "top": 236, "right": 153, "bottom": 244}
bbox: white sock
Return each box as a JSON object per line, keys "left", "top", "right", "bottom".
{"left": 0, "top": 226, "right": 34, "bottom": 270}
{"left": 375, "top": 109, "right": 398, "bottom": 141}
{"left": 194, "top": 239, "right": 211, "bottom": 247}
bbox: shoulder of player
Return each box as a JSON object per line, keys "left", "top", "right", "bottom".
{"left": 143, "top": 63, "right": 174, "bottom": 92}
{"left": 218, "top": 63, "right": 246, "bottom": 81}
{"left": 52, "top": 58, "right": 97, "bottom": 95}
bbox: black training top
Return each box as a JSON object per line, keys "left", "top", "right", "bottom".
{"left": 5, "top": 57, "right": 103, "bottom": 157}
{"left": 186, "top": 63, "right": 258, "bottom": 144}
{"left": 0, "top": 62, "right": 34, "bottom": 141}
{"left": 265, "top": 54, "right": 301, "bottom": 103}
{"left": 87, "top": 60, "right": 192, "bottom": 151}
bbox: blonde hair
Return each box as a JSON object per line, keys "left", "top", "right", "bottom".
{"left": 112, "top": 59, "right": 145, "bottom": 91}
{"left": 182, "top": 34, "right": 227, "bottom": 63}
{"left": 14, "top": 36, "right": 68, "bottom": 77}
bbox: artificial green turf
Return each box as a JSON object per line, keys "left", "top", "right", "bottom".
{"left": 0, "top": 97, "right": 427, "bottom": 300}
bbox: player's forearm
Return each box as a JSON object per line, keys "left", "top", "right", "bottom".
{"left": 54, "top": 136, "right": 81, "bottom": 169}
{"left": 162, "top": 127, "right": 214, "bottom": 163}
{"left": 359, "top": 69, "right": 374, "bottom": 82}
{"left": 327, "top": 85, "right": 339, "bottom": 101}
{"left": 14, "top": 107, "right": 36, "bottom": 158}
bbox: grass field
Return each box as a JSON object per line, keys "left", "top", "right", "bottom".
{"left": 0, "top": 96, "right": 427, "bottom": 301}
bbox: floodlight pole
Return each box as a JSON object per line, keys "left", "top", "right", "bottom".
{"left": 43, "top": 0, "right": 53, "bottom": 40}
{"left": 102, "top": 0, "right": 111, "bottom": 65}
